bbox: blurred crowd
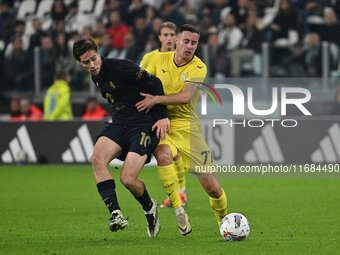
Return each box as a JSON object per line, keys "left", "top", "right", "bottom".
{"left": 1, "top": 0, "right": 340, "bottom": 115}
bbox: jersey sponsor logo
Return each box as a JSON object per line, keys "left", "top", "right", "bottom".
{"left": 1, "top": 125, "right": 37, "bottom": 163}
{"left": 311, "top": 123, "right": 340, "bottom": 163}
{"left": 109, "top": 81, "right": 116, "bottom": 89}
{"left": 244, "top": 124, "right": 284, "bottom": 163}
{"left": 136, "top": 68, "right": 144, "bottom": 81}
{"left": 61, "top": 124, "right": 94, "bottom": 163}
{"left": 161, "top": 69, "right": 169, "bottom": 73}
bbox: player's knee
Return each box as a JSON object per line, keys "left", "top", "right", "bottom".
{"left": 90, "top": 153, "right": 102, "bottom": 168}
{"left": 120, "top": 174, "right": 135, "bottom": 189}
{"left": 173, "top": 152, "right": 181, "bottom": 161}
{"left": 154, "top": 146, "right": 173, "bottom": 165}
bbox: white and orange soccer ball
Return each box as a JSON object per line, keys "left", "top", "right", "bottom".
{"left": 219, "top": 213, "right": 250, "bottom": 241}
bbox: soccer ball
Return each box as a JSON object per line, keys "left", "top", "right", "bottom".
{"left": 219, "top": 213, "right": 250, "bottom": 241}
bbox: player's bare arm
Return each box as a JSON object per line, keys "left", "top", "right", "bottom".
{"left": 136, "top": 83, "right": 199, "bottom": 112}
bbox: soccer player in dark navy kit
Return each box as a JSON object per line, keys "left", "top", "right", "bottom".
{"left": 73, "top": 37, "right": 170, "bottom": 237}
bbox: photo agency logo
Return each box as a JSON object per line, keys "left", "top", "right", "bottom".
{"left": 200, "top": 84, "right": 312, "bottom": 128}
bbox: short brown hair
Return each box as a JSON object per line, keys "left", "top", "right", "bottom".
{"left": 73, "top": 37, "right": 98, "bottom": 61}
{"left": 159, "top": 22, "right": 177, "bottom": 35}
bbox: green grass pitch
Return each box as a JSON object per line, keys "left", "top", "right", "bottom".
{"left": 0, "top": 165, "right": 339, "bottom": 255}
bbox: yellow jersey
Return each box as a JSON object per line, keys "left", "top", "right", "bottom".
{"left": 140, "top": 49, "right": 160, "bottom": 69}
{"left": 145, "top": 51, "right": 207, "bottom": 127}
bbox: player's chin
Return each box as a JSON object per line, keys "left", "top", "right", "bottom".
{"left": 90, "top": 69, "right": 99, "bottom": 75}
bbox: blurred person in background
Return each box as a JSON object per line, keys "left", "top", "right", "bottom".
{"left": 127, "top": 0, "right": 148, "bottom": 26}
{"left": 82, "top": 97, "right": 110, "bottom": 121}
{"left": 230, "top": 0, "right": 252, "bottom": 29}
{"left": 40, "top": 36, "right": 56, "bottom": 88}
{"left": 103, "top": 0, "right": 125, "bottom": 23}
{"left": 303, "top": 32, "right": 322, "bottom": 76}
{"left": 107, "top": 10, "right": 130, "bottom": 51}
{"left": 28, "top": 17, "right": 48, "bottom": 51}
{"left": 44, "top": 71, "right": 73, "bottom": 120}
{"left": 218, "top": 13, "right": 243, "bottom": 52}
{"left": 162, "top": 0, "right": 185, "bottom": 28}
{"left": 320, "top": 9, "right": 340, "bottom": 47}
{"left": 0, "top": 0, "right": 16, "bottom": 45}
{"left": 3, "top": 35, "right": 32, "bottom": 91}
{"left": 5, "top": 19, "right": 29, "bottom": 53}
{"left": 51, "top": 0, "right": 68, "bottom": 25}
{"left": 206, "top": 26, "right": 229, "bottom": 77}
{"left": 117, "top": 33, "right": 140, "bottom": 63}
{"left": 55, "top": 32, "right": 75, "bottom": 74}
{"left": 92, "top": 18, "right": 106, "bottom": 45}
{"left": 99, "top": 33, "right": 118, "bottom": 58}
{"left": 132, "top": 16, "right": 150, "bottom": 55}
{"left": 8, "top": 97, "right": 22, "bottom": 121}
{"left": 149, "top": 16, "right": 163, "bottom": 38}
{"left": 230, "top": 11, "right": 264, "bottom": 77}
{"left": 20, "top": 98, "right": 43, "bottom": 121}
{"left": 64, "top": 1, "right": 90, "bottom": 34}
{"left": 145, "top": 6, "right": 159, "bottom": 33}
{"left": 267, "top": 0, "right": 298, "bottom": 43}
{"left": 81, "top": 26, "right": 93, "bottom": 39}
{"left": 140, "top": 21, "right": 177, "bottom": 70}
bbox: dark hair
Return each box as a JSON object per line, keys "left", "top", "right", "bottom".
{"left": 73, "top": 37, "right": 98, "bottom": 61}
{"left": 159, "top": 22, "right": 177, "bottom": 35}
{"left": 54, "top": 70, "right": 69, "bottom": 80}
{"left": 178, "top": 24, "right": 200, "bottom": 36}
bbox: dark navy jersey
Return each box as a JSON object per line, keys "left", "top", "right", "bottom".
{"left": 91, "top": 58, "right": 167, "bottom": 126}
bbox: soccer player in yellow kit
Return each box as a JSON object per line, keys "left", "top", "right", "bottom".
{"left": 136, "top": 24, "right": 227, "bottom": 235}
{"left": 141, "top": 22, "right": 188, "bottom": 208}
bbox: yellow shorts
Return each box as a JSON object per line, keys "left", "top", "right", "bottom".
{"left": 159, "top": 122, "right": 214, "bottom": 173}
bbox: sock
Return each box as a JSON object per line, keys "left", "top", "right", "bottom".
{"left": 97, "top": 179, "right": 120, "bottom": 214}
{"left": 209, "top": 189, "right": 227, "bottom": 225}
{"left": 133, "top": 187, "right": 153, "bottom": 212}
{"left": 174, "top": 157, "right": 186, "bottom": 192}
{"left": 175, "top": 206, "right": 185, "bottom": 216}
{"left": 157, "top": 163, "right": 181, "bottom": 209}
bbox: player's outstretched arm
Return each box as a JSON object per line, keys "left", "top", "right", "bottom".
{"left": 136, "top": 83, "right": 198, "bottom": 112}
{"left": 152, "top": 118, "right": 171, "bottom": 140}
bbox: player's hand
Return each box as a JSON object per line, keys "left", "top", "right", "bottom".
{"left": 135, "top": 92, "right": 156, "bottom": 113}
{"left": 152, "top": 118, "right": 171, "bottom": 140}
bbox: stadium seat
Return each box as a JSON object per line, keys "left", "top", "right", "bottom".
{"left": 36, "top": 0, "right": 54, "bottom": 18}
{"left": 23, "top": 19, "right": 34, "bottom": 36}
{"left": 79, "top": 0, "right": 94, "bottom": 14}
{"left": 94, "top": 0, "right": 105, "bottom": 17}
{"left": 17, "top": 0, "right": 37, "bottom": 19}
{"left": 42, "top": 18, "right": 53, "bottom": 31}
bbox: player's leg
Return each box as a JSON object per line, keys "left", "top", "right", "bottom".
{"left": 160, "top": 151, "right": 187, "bottom": 208}
{"left": 196, "top": 172, "right": 227, "bottom": 225}
{"left": 173, "top": 152, "right": 187, "bottom": 206}
{"left": 120, "top": 152, "right": 160, "bottom": 237}
{"left": 90, "top": 136, "right": 128, "bottom": 231}
{"left": 189, "top": 130, "right": 227, "bottom": 226}
{"left": 154, "top": 144, "right": 192, "bottom": 235}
